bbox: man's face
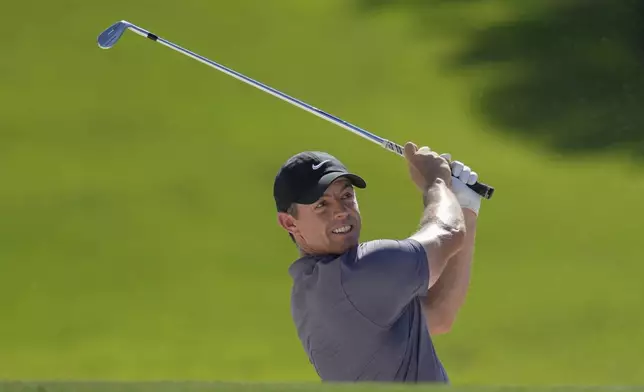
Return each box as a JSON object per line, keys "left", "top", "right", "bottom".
{"left": 280, "top": 178, "right": 362, "bottom": 255}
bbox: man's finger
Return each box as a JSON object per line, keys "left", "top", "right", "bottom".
{"left": 451, "top": 161, "right": 464, "bottom": 177}
{"left": 468, "top": 171, "right": 478, "bottom": 185}
{"left": 418, "top": 146, "right": 431, "bottom": 155}
{"left": 459, "top": 165, "right": 472, "bottom": 183}
{"left": 403, "top": 142, "right": 418, "bottom": 161}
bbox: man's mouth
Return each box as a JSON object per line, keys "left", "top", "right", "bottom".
{"left": 332, "top": 225, "right": 353, "bottom": 234}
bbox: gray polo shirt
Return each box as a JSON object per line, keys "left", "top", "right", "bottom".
{"left": 288, "top": 238, "right": 449, "bottom": 383}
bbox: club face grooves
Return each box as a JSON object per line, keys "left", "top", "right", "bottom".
{"left": 97, "top": 21, "right": 129, "bottom": 49}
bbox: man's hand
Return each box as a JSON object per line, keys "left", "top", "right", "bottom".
{"left": 403, "top": 142, "right": 452, "bottom": 192}
{"left": 440, "top": 153, "right": 482, "bottom": 215}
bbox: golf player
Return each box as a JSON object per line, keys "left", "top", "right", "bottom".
{"left": 273, "top": 142, "right": 482, "bottom": 383}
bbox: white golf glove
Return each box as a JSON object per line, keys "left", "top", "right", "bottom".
{"left": 440, "top": 153, "right": 481, "bottom": 215}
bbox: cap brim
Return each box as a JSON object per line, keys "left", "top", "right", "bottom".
{"left": 297, "top": 172, "right": 367, "bottom": 205}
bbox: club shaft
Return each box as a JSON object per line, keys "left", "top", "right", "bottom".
{"left": 119, "top": 22, "right": 494, "bottom": 199}
{"left": 126, "top": 24, "right": 396, "bottom": 150}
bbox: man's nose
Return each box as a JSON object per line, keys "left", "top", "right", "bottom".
{"left": 332, "top": 202, "right": 350, "bottom": 219}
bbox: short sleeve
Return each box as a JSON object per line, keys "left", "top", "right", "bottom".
{"left": 340, "top": 239, "right": 429, "bottom": 327}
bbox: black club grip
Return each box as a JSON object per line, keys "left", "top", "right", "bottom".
{"left": 463, "top": 179, "right": 494, "bottom": 199}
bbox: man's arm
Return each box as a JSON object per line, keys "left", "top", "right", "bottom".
{"left": 420, "top": 156, "right": 483, "bottom": 335}
{"left": 409, "top": 178, "right": 467, "bottom": 289}
{"left": 422, "top": 208, "right": 477, "bottom": 335}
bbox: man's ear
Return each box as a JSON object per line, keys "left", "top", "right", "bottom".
{"left": 277, "top": 212, "right": 298, "bottom": 236}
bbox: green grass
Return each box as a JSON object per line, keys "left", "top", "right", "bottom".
{"left": 2, "top": 384, "right": 643, "bottom": 392}
{"left": 2, "top": 0, "right": 644, "bottom": 386}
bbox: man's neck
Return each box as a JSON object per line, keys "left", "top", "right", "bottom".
{"left": 298, "top": 247, "right": 350, "bottom": 259}
{"left": 297, "top": 244, "right": 326, "bottom": 259}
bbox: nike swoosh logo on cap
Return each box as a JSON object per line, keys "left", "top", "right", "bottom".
{"left": 312, "top": 160, "right": 330, "bottom": 170}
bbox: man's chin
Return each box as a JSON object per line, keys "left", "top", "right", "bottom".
{"left": 333, "top": 233, "right": 360, "bottom": 252}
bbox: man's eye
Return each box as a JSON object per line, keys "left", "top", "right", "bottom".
{"left": 315, "top": 201, "right": 326, "bottom": 209}
{"left": 343, "top": 192, "right": 354, "bottom": 199}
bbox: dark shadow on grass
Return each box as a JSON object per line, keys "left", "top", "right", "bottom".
{"left": 356, "top": 0, "right": 644, "bottom": 158}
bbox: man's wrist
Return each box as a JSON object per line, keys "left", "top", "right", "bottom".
{"left": 462, "top": 206, "right": 479, "bottom": 218}
{"left": 421, "top": 179, "right": 446, "bottom": 207}
{"left": 451, "top": 179, "right": 481, "bottom": 215}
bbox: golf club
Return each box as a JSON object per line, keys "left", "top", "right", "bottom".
{"left": 97, "top": 20, "right": 495, "bottom": 199}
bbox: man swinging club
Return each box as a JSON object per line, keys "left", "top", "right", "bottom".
{"left": 272, "top": 141, "right": 481, "bottom": 383}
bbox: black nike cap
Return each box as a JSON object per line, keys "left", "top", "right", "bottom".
{"left": 273, "top": 151, "right": 367, "bottom": 212}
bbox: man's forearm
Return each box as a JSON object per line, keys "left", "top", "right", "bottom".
{"left": 420, "top": 179, "right": 465, "bottom": 232}
{"left": 409, "top": 179, "right": 467, "bottom": 291}
{"left": 422, "top": 208, "right": 477, "bottom": 334}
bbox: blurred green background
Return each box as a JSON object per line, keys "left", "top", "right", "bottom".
{"left": 2, "top": 0, "right": 644, "bottom": 386}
